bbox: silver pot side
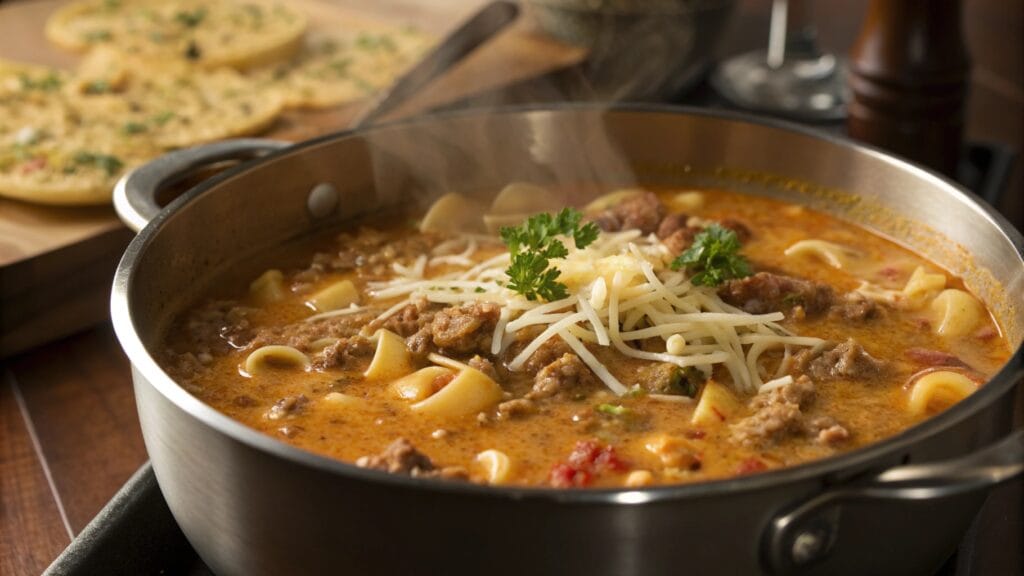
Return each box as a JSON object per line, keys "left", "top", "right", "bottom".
{"left": 112, "top": 106, "right": 1024, "bottom": 576}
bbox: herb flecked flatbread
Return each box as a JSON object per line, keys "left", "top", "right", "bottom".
{"left": 66, "top": 49, "right": 285, "bottom": 149}
{"left": 45, "top": 0, "right": 308, "bottom": 70}
{"left": 250, "top": 28, "right": 433, "bottom": 109}
{"left": 0, "top": 59, "right": 135, "bottom": 205}
{"left": 5, "top": 2, "right": 433, "bottom": 206}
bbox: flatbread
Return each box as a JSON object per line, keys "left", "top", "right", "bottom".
{"left": 66, "top": 49, "right": 284, "bottom": 149}
{"left": 249, "top": 27, "right": 434, "bottom": 109}
{"left": 45, "top": 0, "right": 307, "bottom": 70}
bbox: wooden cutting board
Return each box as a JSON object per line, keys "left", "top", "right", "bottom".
{"left": 0, "top": 0, "right": 584, "bottom": 357}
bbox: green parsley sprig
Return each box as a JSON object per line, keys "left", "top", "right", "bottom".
{"left": 501, "top": 208, "right": 600, "bottom": 301}
{"left": 670, "top": 224, "right": 752, "bottom": 287}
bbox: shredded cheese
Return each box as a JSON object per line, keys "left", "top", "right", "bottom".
{"left": 342, "top": 226, "right": 826, "bottom": 396}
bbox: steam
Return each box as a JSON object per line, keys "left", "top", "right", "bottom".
{"left": 343, "top": 3, "right": 734, "bottom": 218}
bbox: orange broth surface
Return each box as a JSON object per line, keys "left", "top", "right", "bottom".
{"left": 159, "top": 188, "right": 1013, "bottom": 487}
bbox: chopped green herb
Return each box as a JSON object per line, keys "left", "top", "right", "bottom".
{"left": 625, "top": 385, "right": 647, "bottom": 398}
{"left": 121, "top": 121, "right": 147, "bottom": 135}
{"left": 73, "top": 151, "right": 123, "bottom": 176}
{"left": 19, "top": 73, "right": 62, "bottom": 92}
{"left": 781, "top": 292, "right": 803, "bottom": 307}
{"left": 83, "top": 30, "right": 112, "bottom": 43}
{"left": 500, "top": 208, "right": 600, "bottom": 301}
{"left": 670, "top": 224, "right": 752, "bottom": 287}
{"left": 669, "top": 366, "right": 706, "bottom": 398}
{"left": 596, "top": 403, "right": 629, "bottom": 416}
{"left": 175, "top": 8, "right": 207, "bottom": 28}
{"left": 84, "top": 80, "right": 112, "bottom": 94}
{"left": 151, "top": 111, "right": 175, "bottom": 125}
{"left": 474, "top": 287, "right": 486, "bottom": 293}
{"left": 328, "top": 58, "right": 351, "bottom": 76}
{"left": 355, "top": 33, "right": 397, "bottom": 52}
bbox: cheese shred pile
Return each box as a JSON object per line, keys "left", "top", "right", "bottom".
{"left": 351, "top": 230, "right": 826, "bottom": 396}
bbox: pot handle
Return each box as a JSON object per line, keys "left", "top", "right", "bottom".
{"left": 114, "top": 138, "right": 290, "bottom": 232}
{"left": 763, "top": 427, "right": 1024, "bottom": 574}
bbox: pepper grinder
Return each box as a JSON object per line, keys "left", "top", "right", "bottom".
{"left": 847, "top": 0, "right": 970, "bottom": 177}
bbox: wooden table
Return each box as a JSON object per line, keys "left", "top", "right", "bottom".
{"left": 2, "top": 1, "right": 1022, "bottom": 575}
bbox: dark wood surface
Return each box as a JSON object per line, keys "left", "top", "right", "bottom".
{"left": 2, "top": 1, "right": 1022, "bottom": 575}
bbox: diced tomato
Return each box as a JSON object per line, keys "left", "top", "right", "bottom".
{"left": 20, "top": 157, "right": 47, "bottom": 174}
{"left": 550, "top": 464, "right": 591, "bottom": 488}
{"left": 905, "top": 348, "right": 967, "bottom": 368}
{"left": 431, "top": 372, "right": 456, "bottom": 392}
{"left": 736, "top": 457, "right": 768, "bottom": 475}
{"left": 549, "top": 440, "right": 629, "bottom": 487}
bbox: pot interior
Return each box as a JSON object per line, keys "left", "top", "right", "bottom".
{"left": 125, "top": 107, "right": 1024, "bottom": 357}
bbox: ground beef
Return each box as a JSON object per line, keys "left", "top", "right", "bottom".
{"left": 732, "top": 400, "right": 804, "bottom": 445}
{"left": 355, "top": 438, "right": 467, "bottom": 480}
{"left": 330, "top": 228, "right": 440, "bottom": 279}
{"left": 793, "top": 339, "right": 888, "bottom": 381}
{"left": 631, "top": 363, "right": 699, "bottom": 395}
{"left": 250, "top": 311, "right": 374, "bottom": 351}
{"left": 265, "top": 395, "right": 309, "bottom": 420}
{"left": 467, "top": 355, "right": 500, "bottom": 381}
{"left": 662, "top": 226, "right": 702, "bottom": 255}
{"left": 503, "top": 334, "right": 572, "bottom": 375}
{"left": 311, "top": 335, "right": 375, "bottom": 370}
{"left": 496, "top": 398, "right": 536, "bottom": 420}
{"left": 831, "top": 292, "right": 881, "bottom": 321}
{"left": 178, "top": 300, "right": 254, "bottom": 353}
{"left": 731, "top": 376, "right": 848, "bottom": 446}
{"left": 590, "top": 191, "right": 666, "bottom": 235}
{"left": 368, "top": 296, "right": 438, "bottom": 338}
{"left": 718, "top": 272, "right": 835, "bottom": 316}
{"left": 429, "top": 302, "right": 500, "bottom": 354}
{"left": 527, "top": 353, "right": 598, "bottom": 400}
{"left": 718, "top": 218, "right": 752, "bottom": 243}
{"left": 406, "top": 325, "right": 434, "bottom": 358}
{"left": 807, "top": 417, "right": 851, "bottom": 445}
{"left": 656, "top": 213, "right": 691, "bottom": 239}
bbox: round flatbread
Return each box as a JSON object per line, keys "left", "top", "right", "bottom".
{"left": 249, "top": 27, "right": 433, "bottom": 109}
{"left": 66, "top": 49, "right": 284, "bottom": 149}
{"left": 46, "top": 0, "right": 307, "bottom": 70}
{"left": 0, "top": 123, "right": 150, "bottom": 206}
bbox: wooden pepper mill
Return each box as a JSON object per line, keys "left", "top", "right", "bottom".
{"left": 847, "top": 0, "right": 970, "bottom": 177}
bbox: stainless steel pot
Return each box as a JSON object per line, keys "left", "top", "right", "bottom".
{"left": 110, "top": 105, "right": 1024, "bottom": 576}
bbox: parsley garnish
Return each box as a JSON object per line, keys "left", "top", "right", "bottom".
{"left": 175, "top": 8, "right": 207, "bottom": 28}
{"left": 121, "top": 121, "right": 147, "bottom": 135}
{"left": 150, "top": 111, "right": 175, "bottom": 125}
{"left": 670, "top": 224, "right": 752, "bottom": 287}
{"left": 73, "top": 151, "right": 123, "bottom": 176}
{"left": 500, "top": 208, "right": 599, "bottom": 301}
{"left": 19, "top": 73, "right": 62, "bottom": 92}
{"left": 596, "top": 403, "right": 628, "bottom": 416}
{"left": 83, "top": 30, "right": 112, "bottom": 43}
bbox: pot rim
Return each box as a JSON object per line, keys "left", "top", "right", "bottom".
{"left": 111, "top": 102, "right": 1024, "bottom": 503}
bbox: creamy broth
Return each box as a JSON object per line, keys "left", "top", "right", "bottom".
{"left": 160, "top": 188, "right": 1012, "bottom": 487}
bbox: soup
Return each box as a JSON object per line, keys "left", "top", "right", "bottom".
{"left": 159, "top": 186, "right": 1012, "bottom": 488}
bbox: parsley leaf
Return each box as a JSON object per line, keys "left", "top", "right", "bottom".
{"left": 501, "top": 208, "right": 600, "bottom": 301}
{"left": 670, "top": 224, "right": 752, "bottom": 287}
{"left": 73, "top": 151, "right": 124, "bottom": 176}
{"left": 596, "top": 403, "right": 629, "bottom": 416}
{"left": 175, "top": 8, "right": 207, "bottom": 28}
